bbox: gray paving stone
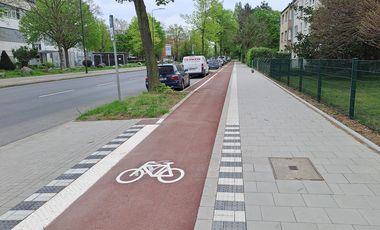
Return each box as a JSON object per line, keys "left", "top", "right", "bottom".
{"left": 353, "top": 225, "right": 380, "bottom": 230}
{"left": 325, "top": 208, "right": 368, "bottom": 225}
{"left": 194, "top": 219, "right": 212, "bottom": 230}
{"left": 212, "top": 221, "right": 246, "bottom": 230}
{"left": 273, "top": 193, "right": 306, "bottom": 207}
{"left": 333, "top": 195, "right": 370, "bottom": 209}
{"left": 302, "top": 194, "right": 338, "bottom": 208}
{"left": 359, "top": 209, "right": 380, "bottom": 225}
{"left": 247, "top": 221, "right": 281, "bottom": 230}
{"left": 293, "top": 207, "right": 331, "bottom": 223}
{"left": 276, "top": 180, "right": 308, "bottom": 194}
{"left": 303, "top": 181, "right": 333, "bottom": 194}
{"left": 322, "top": 174, "right": 349, "bottom": 184}
{"left": 245, "top": 193, "right": 274, "bottom": 206}
{"left": 245, "top": 205, "right": 261, "bottom": 221}
{"left": 318, "top": 224, "right": 355, "bottom": 230}
{"left": 257, "top": 182, "right": 278, "bottom": 193}
{"left": 338, "top": 184, "right": 374, "bottom": 196}
{"left": 261, "top": 206, "right": 296, "bottom": 222}
{"left": 244, "top": 182, "right": 257, "bottom": 193}
{"left": 281, "top": 222, "right": 318, "bottom": 230}
{"left": 11, "top": 201, "right": 45, "bottom": 211}
{"left": 0, "top": 220, "right": 20, "bottom": 230}
{"left": 217, "top": 185, "right": 244, "bottom": 193}
{"left": 214, "top": 201, "right": 245, "bottom": 211}
{"left": 197, "top": 206, "right": 214, "bottom": 220}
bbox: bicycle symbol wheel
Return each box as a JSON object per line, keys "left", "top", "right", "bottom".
{"left": 157, "top": 168, "right": 185, "bottom": 184}
{"left": 116, "top": 168, "right": 144, "bottom": 184}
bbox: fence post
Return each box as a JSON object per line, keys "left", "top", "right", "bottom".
{"left": 299, "top": 58, "right": 303, "bottom": 92}
{"left": 287, "top": 58, "right": 291, "bottom": 86}
{"left": 317, "top": 59, "right": 322, "bottom": 102}
{"left": 349, "top": 58, "right": 358, "bottom": 119}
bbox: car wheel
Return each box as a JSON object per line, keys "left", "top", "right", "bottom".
{"left": 180, "top": 80, "right": 185, "bottom": 90}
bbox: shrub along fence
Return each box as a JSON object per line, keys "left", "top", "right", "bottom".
{"left": 252, "top": 58, "right": 380, "bottom": 132}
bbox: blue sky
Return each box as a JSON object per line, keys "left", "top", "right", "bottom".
{"left": 93, "top": 0, "right": 289, "bottom": 28}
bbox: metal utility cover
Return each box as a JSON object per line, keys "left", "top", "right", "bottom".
{"left": 269, "top": 157, "right": 324, "bottom": 181}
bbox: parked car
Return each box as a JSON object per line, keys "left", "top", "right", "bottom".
{"left": 207, "top": 59, "right": 220, "bottom": 70}
{"left": 182, "top": 55, "right": 209, "bottom": 78}
{"left": 145, "top": 64, "right": 190, "bottom": 90}
{"left": 217, "top": 57, "right": 225, "bottom": 66}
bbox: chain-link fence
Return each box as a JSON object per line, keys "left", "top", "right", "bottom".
{"left": 252, "top": 58, "right": 380, "bottom": 132}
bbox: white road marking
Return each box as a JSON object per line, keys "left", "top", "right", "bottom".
{"left": 39, "top": 89, "right": 74, "bottom": 98}
{"left": 96, "top": 82, "right": 114, "bottom": 87}
{"left": 14, "top": 125, "right": 158, "bottom": 230}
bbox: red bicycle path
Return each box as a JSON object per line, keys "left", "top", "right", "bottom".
{"left": 46, "top": 63, "right": 234, "bottom": 230}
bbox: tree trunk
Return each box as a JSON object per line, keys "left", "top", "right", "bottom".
{"left": 63, "top": 47, "right": 70, "bottom": 68}
{"left": 133, "top": 0, "right": 160, "bottom": 92}
{"left": 58, "top": 46, "right": 65, "bottom": 69}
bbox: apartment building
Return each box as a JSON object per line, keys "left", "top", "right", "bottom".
{"left": 279, "top": 0, "right": 319, "bottom": 57}
{"left": 0, "top": 0, "right": 84, "bottom": 66}
{"left": 0, "top": 0, "right": 32, "bottom": 61}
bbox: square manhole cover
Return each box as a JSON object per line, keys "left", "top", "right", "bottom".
{"left": 269, "top": 157, "right": 323, "bottom": 181}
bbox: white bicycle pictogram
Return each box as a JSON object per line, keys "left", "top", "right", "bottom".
{"left": 116, "top": 161, "right": 185, "bottom": 184}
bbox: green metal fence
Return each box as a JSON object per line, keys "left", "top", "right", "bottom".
{"left": 252, "top": 58, "right": 380, "bottom": 132}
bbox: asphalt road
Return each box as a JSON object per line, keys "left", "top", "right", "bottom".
{"left": 0, "top": 71, "right": 148, "bottom": 147}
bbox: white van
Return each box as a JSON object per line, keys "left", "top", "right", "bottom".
{"left": 182, "top": 56, "right": 209, "bottom": 77}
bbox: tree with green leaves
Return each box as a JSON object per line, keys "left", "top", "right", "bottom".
{"left": 117, "top": 0, "right": 173, "bottom": 92}
{"left": 234, "top": 2, "right": 280, "bottom": 61}
{"left": 310, "top": 0, "right": 380, "bottom": 59}
{"left": 166, "top": 24, "right": 186, "bottom": 61}
{"left": 124, "top": 15, "right": 165, "bottom": 57}
{"left": 183, "top": 0, "right": 219, "bottom": 56}
{"left": 0, "top": 51, "right": 16, "bottom": 70}
{"left": 20, "top": 0, "right": 98, "bottom": 69}
{"left": 12, "top": 46, "right": 38, "bottom": 67}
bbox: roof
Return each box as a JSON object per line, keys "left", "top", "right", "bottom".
{"left": 281, "top": 0, "right": 297, "bottom": 14}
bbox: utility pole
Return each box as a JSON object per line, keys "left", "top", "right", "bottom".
{"left": 79, "top": 0, "right": 88, "bottom": 74}
{"left": 151, "top": 8, "right": 164, "bottom": 57}
{"left": 109, "top": 15, "right": 121, "bottom": 101}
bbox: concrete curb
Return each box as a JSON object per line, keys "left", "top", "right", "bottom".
{"left": 257, "top": 70, "right": 380, "bottom": 154}
{"left": 0, "top": 67, "right": 146, "bottom": 88}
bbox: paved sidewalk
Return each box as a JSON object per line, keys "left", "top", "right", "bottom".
{"left": 0, "top": 120, "right": 138, "bottom": 217}
{"left": 0, "top": 67, "right": 146, "bottom": 88}
{"left": 196, "top": 63, "right": 380, "bottom": 230}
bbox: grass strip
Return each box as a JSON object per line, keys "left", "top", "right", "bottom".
{"left": 78, "top": 88, "right": 187, "bottom": 121}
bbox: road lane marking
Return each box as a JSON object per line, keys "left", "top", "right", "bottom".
{"left": 39, "top": 89, "right": 74, "bottom": 98}
{"left": 96, "top": 82, "right": 114, "bottom": 87}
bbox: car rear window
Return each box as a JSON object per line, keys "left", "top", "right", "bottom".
{"left": 159, "top": 66, "right": 174, "bottom": 75}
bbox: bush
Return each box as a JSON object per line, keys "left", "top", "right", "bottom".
{"left": 0, "top": 51, "right": 16, "bottom": 70}
{"left": 82, "top": 60, "right": 92, "bottom": 67}
{"left": 12, "top": 46, "right": 38, "bottom": 67}
{"left": 245, "top": 47, "right": 277, "bottom": 66}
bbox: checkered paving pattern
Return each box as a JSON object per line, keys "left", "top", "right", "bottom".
{"left": 212, "top": 125, "right": 247, "bottom": 230}
{"left": 0, "top": 124, "right": 145, "bottom": 230}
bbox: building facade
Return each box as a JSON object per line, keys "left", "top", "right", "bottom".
{"left": 0, "top": 0, "right": 84, "bottom": 67}
{"left": 279, "top": 0, "right": 319, "bottom": 57}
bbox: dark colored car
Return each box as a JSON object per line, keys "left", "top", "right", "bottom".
{"left": 207, "top": 60, "right": 220, "bottom": 70}
{"left": 145, "top": 64, "right": 190, "bottom": 90}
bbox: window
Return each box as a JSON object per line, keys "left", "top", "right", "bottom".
{"left": 294, "top": 25, "right": 298, "bottom": 35}
{"left": 281, "top": 33, "right": 284, "bottom": 42}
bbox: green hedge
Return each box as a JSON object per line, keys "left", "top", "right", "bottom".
{"left": 245, "top": 47, "right": 290, "bottom": 67}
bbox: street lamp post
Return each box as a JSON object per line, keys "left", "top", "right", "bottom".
{"left": 151, "top": 8, "right": 164, "bottom": 56}
{"left": 79, "top": 0, "right": 88, "bottom": 74}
